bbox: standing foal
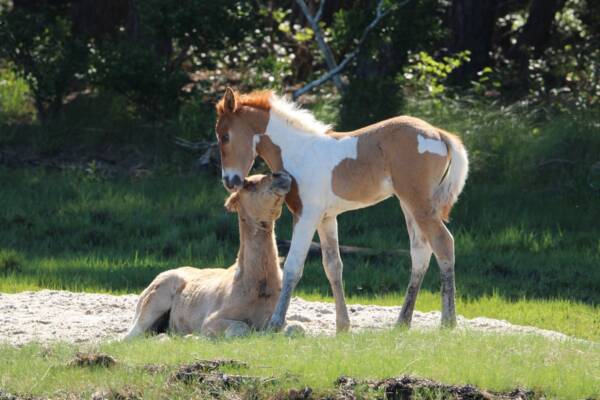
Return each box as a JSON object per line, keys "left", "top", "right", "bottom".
{"left": 215, "top": 88, "right": 469, "bottom": 332}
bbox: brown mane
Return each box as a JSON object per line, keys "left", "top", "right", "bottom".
{"left": 216, "top": 90, "right": 273, "bottom": 115}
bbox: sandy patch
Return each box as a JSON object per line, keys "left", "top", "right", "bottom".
{"left": 0, "top": 290, "right": 570, "bottom": 346}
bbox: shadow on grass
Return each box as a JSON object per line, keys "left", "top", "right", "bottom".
{"left": 0, "top": 168, "right": 598, "bottom": 306}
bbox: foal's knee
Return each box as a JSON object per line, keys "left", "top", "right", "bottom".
{"left": 283, "top": 263, "right": 304, "bottom": 287}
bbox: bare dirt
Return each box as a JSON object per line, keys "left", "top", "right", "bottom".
{"left": 0, "top": 290, "right": 570, "bottom": 346}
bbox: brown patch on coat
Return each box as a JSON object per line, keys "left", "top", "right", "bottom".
{"left": 285, "top": 179, "right": 303, "bottom": 219}
{"left": 330, "top": 116, "right": 450, "bottom": 217}
{"left": 256, "top": 135, "right": 283, "bottom": 171}
{"left": 256, "top": 135, "right": 303, "bottom": 218}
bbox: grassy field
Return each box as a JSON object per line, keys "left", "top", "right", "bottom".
{"left": 1, "top": 330, "right": 599, "bottom": 399}
{"left": 0, "top": 166, "right": 599, "bottom": 341}
{"left": 1, "top": 85, "right": 599, "bottom": 397}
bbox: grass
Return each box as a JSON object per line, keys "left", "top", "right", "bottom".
{"left": 1, "top": 81, "right": 599, "bottom": 396}
{"left": 0, "top": 166, "right": 599, "bottom": 341}
{"left": 1, "top": 330, "right": 598, "bottom": 399}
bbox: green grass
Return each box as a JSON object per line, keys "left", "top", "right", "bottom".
{"left": 1, "top": 330, "right": 598, "bottom": 399}
{"left": 1, "top": 64, "right": 599, "bottom": 397}
{"left": 0, "top": 166, "right": 599, "bottom": 341}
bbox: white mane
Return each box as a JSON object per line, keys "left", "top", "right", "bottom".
{"left": 269, "top": 95, "right": 333, "bottom": 136}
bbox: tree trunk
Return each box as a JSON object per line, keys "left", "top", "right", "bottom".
{"left": 511, "top": 0, "right": 567, "bottom": 56}
{"left": 449, "top": 0, "right": 498, "bottom": 83}
{"left": 507, "top": 0, "right": 566, "bottom": 91}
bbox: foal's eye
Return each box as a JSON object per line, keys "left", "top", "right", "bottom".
{"left": 222, "top": 133, "right": 230, "bottom": 144}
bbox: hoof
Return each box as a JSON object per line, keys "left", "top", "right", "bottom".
{"left": 395, "top": 316, "right": 412, "bottom": 329}
{"left": 225, "top": 321, "right": 251, "bottom": 338}
{"left": 441, "top": 317, "right": 457, "bottom": 329}
{"left": 336, "top": 321, "right": 351, "bottom": 334}
{"left": 284, "top": 323, "right": 306, "bottom": 337}
{"left": 267, "top": 317, "right": 284, "bottom": 332}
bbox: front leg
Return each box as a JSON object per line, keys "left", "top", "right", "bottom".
{"left": 268, "top": 211, "right": 322, "bottom": 331}
{"left": 201, "top": 315, "right": 251, "bottom": 338}
{"left": 317, "top": 216, "right": 350, "bottom": 332}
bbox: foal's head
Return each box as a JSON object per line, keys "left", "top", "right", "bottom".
{"left": 224, "top": 172, "right": 292, "bottom": 224}
{"left": 216, "top": 87, "right": 271, "bottom": 191}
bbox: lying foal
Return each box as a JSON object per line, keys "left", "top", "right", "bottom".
{"left": 125, "top": 172, "right": 291, "bottom": 338}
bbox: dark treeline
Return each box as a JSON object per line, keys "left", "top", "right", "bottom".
{"left": 0, "top": 0, "right": 598, "bottom": 128}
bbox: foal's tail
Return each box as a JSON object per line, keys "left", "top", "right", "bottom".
{"left": 435, "top": 130, "right": 469, "bottom": 222}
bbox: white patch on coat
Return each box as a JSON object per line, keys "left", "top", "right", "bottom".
{"left": 417, "top": 134, "right": 448, "bottom": 156}
{"left": 222, "top": 168, "right": 244, "bottom": 181}
{"left": 265, "top": 110, "right": 358, "bottom": 209}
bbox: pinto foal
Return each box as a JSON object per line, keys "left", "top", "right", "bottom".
{"left": 125, "top": 172, "right": 291, "bottom": 338}
{"left": 215, "top": 88, "right": 469, "bottom": 332}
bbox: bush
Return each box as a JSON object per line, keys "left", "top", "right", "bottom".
{"left": 0, "top": 65, "right": 35, "bottom": 123}
{"left": 0, "top": 2, "right": 88, "bottom": 121}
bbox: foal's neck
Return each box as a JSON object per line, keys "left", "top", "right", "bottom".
{"left": 258, "top": 112, "right": 327, "bottom": 172}
{"left": 235, "top": 215, "right": 280, "bottom": 288}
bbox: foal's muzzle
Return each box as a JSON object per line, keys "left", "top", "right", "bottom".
{"left": 271, "top": 171, "right": 292, "bottom": 195}
{"left": 223, "top": 174, "right": 243, "bottom": 191}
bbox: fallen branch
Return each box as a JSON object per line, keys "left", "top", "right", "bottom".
{"left": 535, "top": 158, "right": 576, "bottom": 169}
{"left": 173, "top": 137, "right": 220, "bottom": 167}
{"left": 277, "top": 239, "right": 409, "bottom": 257}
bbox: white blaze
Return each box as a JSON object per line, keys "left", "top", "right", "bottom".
{"left": 417, "top": 134, "right": 448, "bottom": 156}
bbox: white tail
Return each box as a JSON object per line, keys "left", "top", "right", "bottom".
{"left": 435, "top": 130, "right": 469, "bottom": 221}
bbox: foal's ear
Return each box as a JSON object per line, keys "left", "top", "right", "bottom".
{"left": 224, "top": 192, "right": 240, "bottom": 212}
{"left": 223, "top": 87, "right": 238, "bottom": 114}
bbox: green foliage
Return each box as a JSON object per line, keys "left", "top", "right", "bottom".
{"left": 487, "top": 0, "right": 600, "bottom": 109}
{"left": 333, "top": 0, "right": 446, "bottom": 128}
{"left": 402, "top": 95, "right": 600, "bottom": 189}
{"left": 0, "top": 2, "right": 88, "bottom": 120}
{"left": 0, "top": 65, "right": 35, "bottom": 122}
{"left": 90, "top": 0, "right": 250, "bottom": 119}
{"left": 399, "top": 51, "right": 471, "bottom": 98}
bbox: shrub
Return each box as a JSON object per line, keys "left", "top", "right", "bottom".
{"left": 0, "top": 65, "right": 35, "bottom": 122}
{"left": 0, "top": 2, "right": 88, "bottom": 121}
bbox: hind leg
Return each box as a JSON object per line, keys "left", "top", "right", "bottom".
{"left": 396, "top": 202, "right": 433, "bottom": 327}
{"left": 124, "top": 276, "right": 176, "bottom": 339}
{"left": 414, "top": 215, "right": 456, "bottom": 327}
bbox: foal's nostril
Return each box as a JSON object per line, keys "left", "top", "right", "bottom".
{"left": 230, "top": 175, "right": 242, "bottom": 188}
{"left": 272, "top": 172, "right": 282, "bottom": 178}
